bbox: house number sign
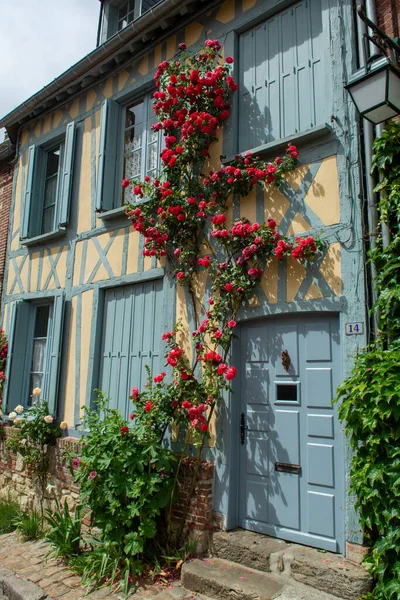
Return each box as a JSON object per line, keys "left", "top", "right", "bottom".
{"left": 345, "top": 322, "right": 364, "bottom": 335}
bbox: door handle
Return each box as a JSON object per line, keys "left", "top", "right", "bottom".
{"left": 240, "top": 412, "right": 248, "bottom": 445}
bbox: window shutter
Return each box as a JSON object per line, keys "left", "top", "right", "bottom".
{"left": 280, "top": 7, "right": 296, "bottom": 138}
{"left": 21, "top": 145, "right": 37, "bottom": 239}
{"left": 58, "top": 121, "right": 76, "bottom": 227}
{"left": 96, "top": 98, "right": 120, "bottom": 212}
{"left": 239, "top": 30, "right": 256, "bottom": 153}
{"left": 5, "top": 301, "right": 32, "bottom": 409}
{"left": 45, "top": 291, "right": 65, "bottom": 415}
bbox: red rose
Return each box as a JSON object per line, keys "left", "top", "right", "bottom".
{"left": 225, "top": 283, "right": 233, "bottom": 292}
{"left": 200, "top": 423, "right": 209, "bottom": 432}
{"left": 225, "top": 366, "right": 237, "bottom": 380}
{"left": 131, "top": 387, "right": 139, "bottom": 397}
{"left": 226, "top": 56, "right": 234, "bottom": 64}
{"left": 129, "top": 413, "right": 136, "bottom": 420}
{"left": 121, "top": 425, "right": 129, "bottom": 436}
{"left": 176, "top": 272, "right": 185, "bottom": 280}
{"left": 227, "top": 320, "right": 236, "bottom": 328}
{"left": 122, "top": 178, "right": 130, "bottom": 188}
{"left": 144, "top": 401, "right": 152, "bottom": 413}
{"left": 179, "top": 42, "right": 187, "bottom": 50}
{"left": 182, "top": 400, "right": 192, "bottom": 409}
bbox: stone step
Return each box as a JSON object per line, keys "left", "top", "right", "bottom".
{"left": 181, "top": 557, "right": 285, "bottom": 600}
{"left": 210, "top": 530, "right": 373, "bottom": 600}
{"left": 290, "top": 546, "right": 373, "bottom": 600}
{"left": 211, "top": 530, "right": 287, "bottom": 574}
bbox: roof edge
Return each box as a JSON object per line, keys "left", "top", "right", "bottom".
{"left": 0, "top": 0, "right": 191, "bottom": 132}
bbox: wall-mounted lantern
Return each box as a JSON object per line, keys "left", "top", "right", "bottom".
{"left": 346, "top": 5, "right": 400, "bottom": 124}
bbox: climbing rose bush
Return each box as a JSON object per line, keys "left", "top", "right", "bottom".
{"left": 123, "top": 40, "right": 323, "bottom": 445}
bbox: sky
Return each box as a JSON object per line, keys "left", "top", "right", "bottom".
{"left": 0, "top": 0, "right": 101, "bottom": 142}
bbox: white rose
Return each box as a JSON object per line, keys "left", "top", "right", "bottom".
{"left": 32, "top": 388, "right": 41, "bottom": 397}
{"left": 8, "top": 412, "right": 17, "bottom": 420}
{"left": 14, "top": 405, "right": 24, "bottom": 415}
{"left": 20, "top": 438, "right": 27, "bottom": 446}
{"left": 59, "top": 421, "right": 68, "bottom": 430}
{"left": 44, "top": 415, "right": 53, "bottom": 424}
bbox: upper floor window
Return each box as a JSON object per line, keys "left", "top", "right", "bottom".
{"left": 117, "top": 0, "right": 134, "bottom": 30}
{"left": 99, "top": 0, "right": 163, "bottom": 43}
{"left": 238, "top": 0, "right": 326, "bottom": 153}
{"left": 42, "top": 146, "right": 61, "bottom": 234}
{"left": 97, "top": 94, "right": 161, "bottom": 212}
{"left": 21, "top": 122, "right": 76, "bottom": 242}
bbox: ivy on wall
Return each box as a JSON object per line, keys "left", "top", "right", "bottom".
{"left": 336, "top": 121, "right": 400, "bottom": 600}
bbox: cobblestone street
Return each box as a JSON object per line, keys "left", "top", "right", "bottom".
{"left": 0, "top": 532, "right": 209, "bottom": 600}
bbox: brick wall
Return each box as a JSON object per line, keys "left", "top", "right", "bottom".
{"left": 0, "top": 431, "right": 219, "bottom": 551}
{"left": 376, "top": 0, "right": 400, "bottom": 41}
{"left": 0, "top": 142, "right": 14, "bottom": 306}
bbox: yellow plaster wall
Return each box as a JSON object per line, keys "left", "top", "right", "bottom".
{"left": 240, "top": 187, "right": 257, "bottom": 222}
{"left": 126, "top": 230, "right": 140, "bottom": 275}
{"left": 286, "top": 258, "right": 306, "bottom": 302}
{"left": 29, "top": 252, "right": 41, "bottom": 292}
{"left": 106, "top": 229, "right": 125, "bottom": 278}
{"left": 185, "top": 22, "right": 204, "bottom": 47}
{"left": 260, "top": 257, "right": 278, "bottom": 304}
{"left": 73, "top": 241, "right": 84, "bottom": 287}
{"left": 305, "top": 156, "right": 340, "bottom": 226}
{"left": 215, "top": 0, "right": 235, "bottom": 23}
{"left": 264, "top": 185, "right": 289, "bottom": 227}
{"left": 320, "top": 242, "right": 342, "bottom": 296}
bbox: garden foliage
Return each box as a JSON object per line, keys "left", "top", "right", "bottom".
{"left": 336, "top": 121, "right": 400, "bottom": 599}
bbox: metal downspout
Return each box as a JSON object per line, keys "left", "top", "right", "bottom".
{"left": 357, "top": 0, "right": 380, "bottom": 338}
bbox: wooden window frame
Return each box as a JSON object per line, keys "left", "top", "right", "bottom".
{"left": 21, "top": 122, "right": 76, "bottom": 245}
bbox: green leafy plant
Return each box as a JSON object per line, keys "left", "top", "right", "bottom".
{"left": 44, "top": 499, "right": 83, "bottom": 561}
{"left": 70, "top": 392, "right": 177, "bottom": 592}
{"left": 13, "top": 508, "right": 43, "bottom": 541}
{"left": 335, "top": 121, "right": 400, "bottom": 599}
{"left": 0, "top": 496, "right": 19, "bottom": 534}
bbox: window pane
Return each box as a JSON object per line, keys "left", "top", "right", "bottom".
{"left": 44, "top": 175, "right": 58, "bottom": 208}
{"left": 124, "top": 150, "right": 142, "bottom": 180}
{"left": 141, "top": 0, "right": 162, "bottom": 13}
{"left": 46, "top": 148, "right": 60, "bottom": 178}
{"left": 29, "top": 374, "right": 43, "bottom": 406}
{"left": 147, "top": 142, "right": 158, "bottom": 173}
{"left": 42, "top": 205, "right": 55, "bottom": 234}
{"left": 31, "top": 339, "right": 47, "bottom": 372}
{"left": 126, "top": 102, "right": 144, "bottom": 129}
{"left": 35, "top": 305, "right": 50, "bottom": 337}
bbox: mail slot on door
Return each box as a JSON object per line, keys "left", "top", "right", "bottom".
{"left": 275, "top": 462, "right": 301, "bottom": 474}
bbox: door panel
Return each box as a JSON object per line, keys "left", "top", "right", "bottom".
{"left": 239, "top": 314, "right": 344, "bottom": 553}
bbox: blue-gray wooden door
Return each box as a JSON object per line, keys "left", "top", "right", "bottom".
{"left": 238, "top": 314, "right": 344, "bottom": 552}
{"left": 98, "top": 279, "right": 164, "bottom": 418}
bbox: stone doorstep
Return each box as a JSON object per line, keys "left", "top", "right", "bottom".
{"left": 0, "top": 566, "right": 50, "bottom": 600}
{"left": 210, "top": 530, "right": 373, "bottom": 600}
{"left": 181, "top": 557, "right": 285, "bottom": 600}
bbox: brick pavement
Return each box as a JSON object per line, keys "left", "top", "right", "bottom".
{"left": 0, "top": 533, "right": 210, "bottom": 600}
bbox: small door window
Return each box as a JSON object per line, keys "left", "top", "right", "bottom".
{"left": 275, "top": 382, "right": 299, "bottom": 403}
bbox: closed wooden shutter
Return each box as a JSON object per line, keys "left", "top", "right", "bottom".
{"left": 98, "top": 280, "right": 163, "bottom": 418}
{"left": 44, "top": 291, "right": 65, "bottom": 415}
{"left": 238, "top": 0, "right": 325, "bottom": 152}
{"left": 58, "top": 121, "right": 76, "bottom": 227}
{"left": 96, "top": 99, "right": 121, "bottom": 212}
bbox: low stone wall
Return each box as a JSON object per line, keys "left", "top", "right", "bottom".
{"left": 0, "top": 429, "right": 220, "bottom": 550}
